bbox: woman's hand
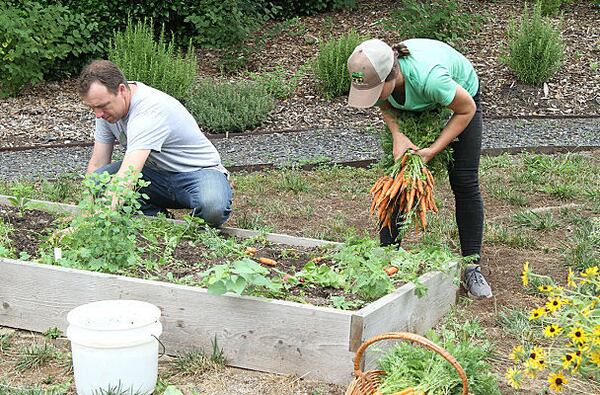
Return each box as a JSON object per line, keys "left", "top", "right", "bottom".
{"left": 415, "top": 147, "right": 436, "bottom": 163}
{"left": 392, "top": 134, "right": 419, "bottom": 160}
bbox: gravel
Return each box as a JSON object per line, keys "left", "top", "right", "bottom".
{"left": 0, "top": 118, "right": 598, "bottom": 181}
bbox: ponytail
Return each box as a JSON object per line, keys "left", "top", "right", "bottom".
{"left": 392, "top": 42, "right": 410, "bottom": 58}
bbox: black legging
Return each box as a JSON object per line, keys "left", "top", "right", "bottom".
{"left": 380, "top": 92, "right": 484, "bottom": 264}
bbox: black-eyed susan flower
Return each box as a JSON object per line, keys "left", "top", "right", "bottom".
{"left": 561, "top": 352, "right": 576, "bottom": 370}
{"left": 568, "top": 327, "right": 588, "bottom": 344}
{"left": 538, "top": 284, "right": 553, "bottom": 293}
{"left": 548, "top": 372, "right": 568, "bottom": 392}
{"left": 509, "top": 345, "right": 525, "bottom": 361}
{"left": 545, "top": 297, "right": 562, "bottom": 312}
{"left": 567, "top": 267, "right": 576, "bottom": 287}
{"left": 521, "top": 261, "right": 530, "bottom": 286}
{"left": 581, "top": 266, "right": 598, "bottom": 278}
{"left": 529, "top": 306, "right": 546, "bottom": 320}
{"left": 591, "top": 351, "right": 600, "bottom": 367}
{"left": 544, "top": 324, "right": 563, "bottom": 337}
{"left": 527, "top": 346, "right": 545, "bottom": 369}
{"left": 505, "top": 367, "right": 523, "bottom": 389}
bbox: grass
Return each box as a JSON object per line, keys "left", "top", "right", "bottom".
{"left": 513, "top": 210, "right": 559, "bottom": 231}
{"left": 15, "top": 342, "right": 59, "bottom": 371}
{"left": 497, "top": 307, "right": 543, "bottom": 342}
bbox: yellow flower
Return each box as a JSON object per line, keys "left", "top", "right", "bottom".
{"left": 591, "top": 351, "right": 600, "bottom": 367}
{"left": 529, "top": 307, "right": 546, "bottom": 320}
{"left": 581, "top": 266, "right": 599, "bottom": 277}
{"left": 561, "top": 352, "right": 576, "bottom": 370}
{"left": 521, "top": 261, "right": 530, "bottom": 286}
{"left": 505, "top": 367, "right": 523, "bottom": 389}
{"left": 548, "top": 372, "right": 568, "bottom": 392}
{"left": 545, "top": 297, "right": 562, "bottom": 312}
{"left": 568, "top": 327, "right": 588, "bottom": 344}
{"left": 567, "top": 267, "right": 576, "bottom": 287}
{"left": 544, "top": 324, "right": 563, "bottom": 338}
{"left": 509, "top": 345, "right": 525, "bottom": 361}
{"left": 527, "top": 346, "right": 545, "bottom": 369}
{"left": 538, "top": 284, "right": 553, "bottom": 293}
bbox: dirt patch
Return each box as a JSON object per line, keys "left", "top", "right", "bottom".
{"left": 0, "top": 206, "right": 58, "bottom": 257}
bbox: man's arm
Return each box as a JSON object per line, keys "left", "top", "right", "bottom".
{"left": 109, "top": 149, "right": 151, "bottom": 210}
{"left": 87, "top": 141, "right": 115, "bottom": 173}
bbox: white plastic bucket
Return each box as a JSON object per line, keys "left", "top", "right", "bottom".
{"left": 66, "top": 300, "right": 163, "bottom": 395}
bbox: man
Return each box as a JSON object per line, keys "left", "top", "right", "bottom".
{"left": 79, "top": 60, "right": 232, "bottom": 226}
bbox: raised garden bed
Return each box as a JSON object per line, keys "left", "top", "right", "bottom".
{"left": 0, "top": 196, "right": 459, "bottom": 384}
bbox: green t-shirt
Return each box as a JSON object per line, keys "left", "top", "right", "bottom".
{"left": 377, "top": 39, "right": 479, "bottom": 112}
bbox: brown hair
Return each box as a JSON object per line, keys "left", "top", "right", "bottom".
{"left": 78, "top": 60, "right": 128, "bottom": 96}
{"left": 384, "top": 42, "right": 410, "bottom": 81}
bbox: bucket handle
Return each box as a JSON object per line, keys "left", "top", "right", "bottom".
{"left": 152, "top": 334, "right": 166, "bottom": 358}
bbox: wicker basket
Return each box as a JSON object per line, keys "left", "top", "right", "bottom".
{"left": 345, "top": 332, "right": 469, "bottom": 395}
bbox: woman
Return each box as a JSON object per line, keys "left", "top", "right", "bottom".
{"left": 347, "top": 38, "right": 491, "bottom": 298}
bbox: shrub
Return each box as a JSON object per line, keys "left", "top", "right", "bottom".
{"left": 540, "top": 0, "right": 562, "bottom": 15}
{"left": 108, "top": 19, "right": 197, "bottom": 102}
{"left": 0, "top": 1, "right": 100, "bottom": 96}
{"left": 272, "top": 0, "right": 356, "bottom": 18}
{"left": 384, "top": 0, "right": 484, "bottom": 48}
{"left": 313, "top": 30, "right": 364, "bottom": 99}
{"left": 503, "top": 2, "right": 565, "bottom": 85}
{"left": 186, "top": 79, "right": 275, "bottom": 133}
{"left": 247, "top": 64, "right": 305, "bottom": 100}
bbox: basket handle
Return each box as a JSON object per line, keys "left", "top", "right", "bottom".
{"left": 352, "top": 332, "right": 469, "bottom": 395}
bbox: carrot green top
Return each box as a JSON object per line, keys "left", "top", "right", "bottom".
{"left": 377, "top": 38, "right": 479, "bottom": 112}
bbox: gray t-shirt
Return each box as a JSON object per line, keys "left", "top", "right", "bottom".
{"left": 95, "top": 82, "right": 226, "bottom": 174}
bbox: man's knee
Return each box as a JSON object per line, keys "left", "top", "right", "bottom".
{"left": 192, "top": 198, "right": 231, "bottom": 227}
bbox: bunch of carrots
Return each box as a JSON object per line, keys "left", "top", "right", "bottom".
{"left": 370, "top": 152, "right": 438, "bottom": 234}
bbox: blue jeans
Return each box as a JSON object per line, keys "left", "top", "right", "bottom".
{"left": 95, "top": 162, "right": 233, "bottom": 226}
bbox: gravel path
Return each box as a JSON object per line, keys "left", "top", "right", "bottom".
{"left": 1, "top": 118, "right": 598, "bottom": 181}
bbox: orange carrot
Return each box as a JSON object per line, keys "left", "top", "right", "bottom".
{"left": 245, "top": 247, "right": 257, "bottom": 255}
{"left": 258, "top": 257, "right": 277, "bottom": 266}
{"left": 391, "top": 388, "right": 414, "bottom": 395}
{"left": 384, "top": 266, "right": 399, "bottom": 276}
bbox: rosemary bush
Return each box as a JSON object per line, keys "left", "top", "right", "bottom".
{"left": 503, "top": 1, "right": 565, "bottom": 85}
{"left": 108, "top": 19, "right": 197, "bottom": 101}
{"left": 384, "top": 0, "right": 483, "bottom": 48}
{"left": 186, "top": 79, "right": 274, "bottom": 133}
{"left": 313, "top": 30, "right": 364, "bottom": 99}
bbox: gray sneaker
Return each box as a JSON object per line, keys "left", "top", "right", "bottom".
{"left": 464, "top": 265, "right": 493, "bottom": 299}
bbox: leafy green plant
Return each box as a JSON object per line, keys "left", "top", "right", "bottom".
{"left": 274, "top": 0, "right": 356, "bottom": 18}
{"left": 313, "top": 30, "right": 364, "bottom": 99}
{"left": 377, "top": 319, "right": 501, "bottom": 394}
{"left": 49, "top": 170, "right": 148, "bottom": 273}
{"left": 277, "top": 167, "right": 311, "bottom": 194}
{"left": 0, "top": 1, "right": 100, "bottom": 96}
{"left": 502, "top": 1, "right": 565, "bottom": 85}
{"left": 0, "top": 219, "right": 15, "bottom": 258}
{"left": 384, "top": 0, "right": 484, "bottom": 47}
{"left": 16, "top": 342, "right": 59, "bottom": 371}
{"left": 201, "top": 258, "right": 283, "bottom": 296}
{"left": 379, "top": 109, "right": 453, "bottom": 176}
{"left": 7, "top": 183, "right": 34, "bottom": 215}
{"left": 109, "top": 19, "right": 197, "bottom": 102}
{"left": 539, "top": 0, "right": 562, "bottom": 15}
{"left": 186, "top": 79, "right": 274, "bottom": 133}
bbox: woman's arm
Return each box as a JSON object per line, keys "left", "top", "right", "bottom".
{"left": 379, "top": 101, "right": 419, "bottom": 160}
{"left": 417, "top": 85, "right": 476, "bottom": 163}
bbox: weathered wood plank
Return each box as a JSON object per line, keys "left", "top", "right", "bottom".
{"left": 0, "top": 195, "right": 340, "bottom": 248}
{"left": 0, "top": 258, "right": 355, "bottom": 384}
{"left": 351, "top": 264, "right": 459, "bottom": 370}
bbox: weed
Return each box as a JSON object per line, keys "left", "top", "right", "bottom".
{"left": 277, "top": 168, "right": 310, "bottom": 194}
{"left": 235, "top": 212, "right": 269, "bottom": 230}
{"left": 0, "top": 219, "right": 15, "bottom": 258}
{"left": 7, "top": 183, "right": 34, "bottom": 215}
{"left": 91, "top": 382, "right": 145, "bottom": 395}
{"left": 480, "top": 153, "right": 513, "bottom": 171}
{"left": 173, "top": 338, "right": 225, "bottom": 375}
{"left": 16, "top": 342, "right": 59, "bottom": 371}
{"left": 0, "top": 332, "right": 12, "bottom": 352}
{"left": 489, "top": 187, "right": 529, "bottom": 206}
{"left": 513, "top": 210, "right": 559, "bottom": 231}
{"left": 485, "top": 223, "right": 536, "bottom": 249}
{"left": 563, "top": 217, "right": 600, "bottom": 271}
{"left": 497, "top": 308, "right": 542, "bottom": 342}
{"left": 43, "top": 327, "right": 62, "bottom": 340}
